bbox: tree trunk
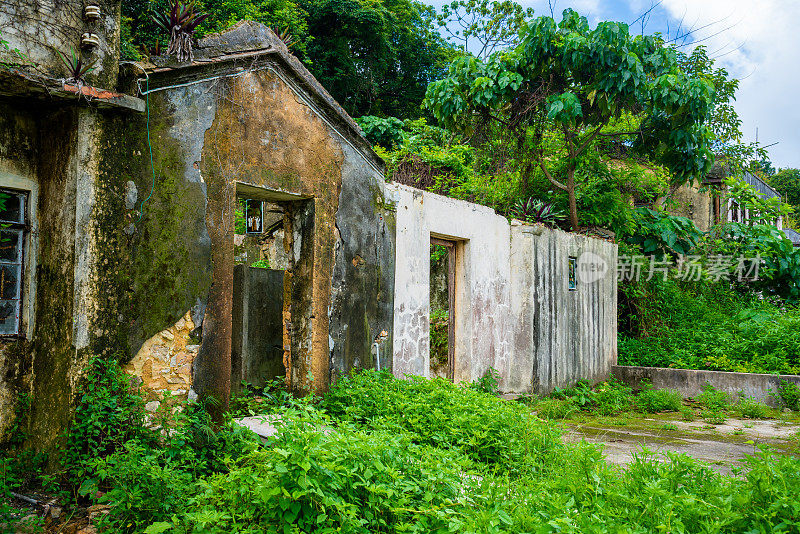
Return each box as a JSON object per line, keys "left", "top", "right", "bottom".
{"left": 567, "top": 167, "right": 579, "bottom": 230}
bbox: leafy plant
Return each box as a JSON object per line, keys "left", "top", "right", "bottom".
{"left": 61, "top": 357, "right": 151, "bottom": 483}
{"left": 697, "top": 382, "right": 731, "bottom": 412}
{"left": 533, "top": 397, "right": 577, "bottom": 420}
{"left": 57, "top": 47, "right": 96, "bottom": 83}
{"left": 468, "top": 367, "right": 501, "bottom": 395}
{"left": 626, "top": 207, "right": 703, "bottom": 256}
{"left": 734, "top": 394, "right": 769, "bottom": 419}
{"left": 636, "top": 384, "right": 682, "bottom": 413}
{"left": 510, "top": 197, "right": 565, "bottom": 226}
{"left": 152, "top": 0, "right": 208, "bottom": 62}
{"left": 771, "top": 380, "right": 800, "bottom": 411}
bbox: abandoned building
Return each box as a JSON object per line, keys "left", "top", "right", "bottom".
{"left": 669, "top": 168, "right": 799, "bottom": 245}
{"left": 0, "top": 1, "right": 617, "bottom": 452}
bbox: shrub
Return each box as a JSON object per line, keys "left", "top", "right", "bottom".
{"left": 734, "top": 394, "right": 769, "bottom": 419}
{"left": 61, "top": 357, "right": 151, "bottom": 482}
{"left": 322, "top": 370, "right": 562, "bottom": 471}
{"left": 153, "top": 416, "right": 469, "bottom": 534}
{"left": 636, "top": 385, "right": 682, "bottom": 413}
{"left": 592, "top": 378, "right": 634, "bottom": 416}
{"left": 697, "top": 382, "right": 731, "bottom": 411}
{"left": 771, "top": 380, "right": 800, "bottom": 411}
{"left": 467, "top": 367, "right": 501, "bottom": 395}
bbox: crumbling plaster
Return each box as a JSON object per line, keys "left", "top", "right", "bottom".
{"left": 388, "top": 183, "right": 511, "bottom": 382}
{"left": 388, "top": 183, "right": 618, "bottom": 393}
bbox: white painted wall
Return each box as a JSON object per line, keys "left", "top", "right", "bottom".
{"left": 387, "top": 183, "right": 511, "bottom": 382}
{"left": 387, "top": 183, "right": 618, "bottom": 393}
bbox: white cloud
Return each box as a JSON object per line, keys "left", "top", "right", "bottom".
{"left": 645, "top": 0, "right": 800, "bottom": 167}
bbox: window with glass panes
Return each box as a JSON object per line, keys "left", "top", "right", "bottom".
{"left": 0, "top": 189, "right": 27, "bottom": 335}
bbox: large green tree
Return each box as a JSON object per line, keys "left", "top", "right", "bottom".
{"left": 299, "top": 0, "right": 453, "bottom": 118}
{"left": 769, "top": 168, "right": 800, "bottom": 210}
{"left": 424, "top": 9, "right": 717, "bottom": 230}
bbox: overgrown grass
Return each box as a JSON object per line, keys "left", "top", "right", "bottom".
{"left": 619, "top": 278, "right": 800, "bottom": 374}
{"left": 6, "top": 367, "right": 800, "bottom": 533}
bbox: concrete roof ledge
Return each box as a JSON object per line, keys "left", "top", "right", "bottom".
{"left": 195, "top": 20, "right": 288, "bottom": 59}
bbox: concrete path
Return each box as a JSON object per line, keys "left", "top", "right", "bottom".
{"left": 564, "top": 417, "right": 800, "bottom": 475}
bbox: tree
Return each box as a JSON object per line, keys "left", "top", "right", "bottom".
{"left": 436, "top": 0, "right": 534, "bottom": 60}
{"left": 300, "top": 0, "right": 454, "bottom": 118}
{"left": 769, "top": 168, "right": 800, "bottom": 209}
{"left": 424, "top": 9, "right": 716, "bottom": 229}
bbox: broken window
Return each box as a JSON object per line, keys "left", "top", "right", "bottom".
{"left": 568, "top": 256, "right": 577, "bottom": 291}
{"left": 0, "top": 189, "right": 27, "bottom": 335}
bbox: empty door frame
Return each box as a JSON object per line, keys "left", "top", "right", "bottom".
{"left": 431, "top": 236, "right": 457, "bottom": 381}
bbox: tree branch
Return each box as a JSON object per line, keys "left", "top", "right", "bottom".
{"left": 539, "top": 161, "right": 568, "bottom": 191}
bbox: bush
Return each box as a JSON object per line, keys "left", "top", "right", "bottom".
{"left": 61, "top": 357, "right": 151, "bottom": 482}
{"left": 636, "top": 385, "right": 682, "bottom": 413}
{"left": 467, "top": 367, "right": 501, "bottom": 395}
{"left": 772, "top": 380, "right": 800, "bottom": 411}
{"left": 592, "top": 378, "right": 634, "bottom": 416}
{"left": 734, "top": 394, "right": 769, "bottom": 419}
{"left": 697, "top": 383, "right": 731, "bottom": 411}
{"left": 156, "top": 417, "right": 469, "bottom": 533}
{"left": 322, "top": 370, "right": 562, "bottom": 471}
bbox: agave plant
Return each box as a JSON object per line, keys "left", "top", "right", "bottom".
{"left": 152, "top": 0, "right": 208, "bottom": 62}
{"left": 57, "top": 47, "right": 96, "bottom": 84}
{"left": 273, "top": 26, "right": 297, "bottom": 50}
{"left": 511, "top": 197, "right": 566, "bottom": 226}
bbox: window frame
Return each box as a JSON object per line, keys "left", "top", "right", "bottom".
{"left": 0, "top": 173, "right": 38, "bottom": 340}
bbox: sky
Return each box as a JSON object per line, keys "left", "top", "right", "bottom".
{"left": 423, "top": 0, "right": 800, "bottom": 169}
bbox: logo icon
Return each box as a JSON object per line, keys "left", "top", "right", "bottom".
{"left": 577, "top": 251, "right": 608, "bottom": 284}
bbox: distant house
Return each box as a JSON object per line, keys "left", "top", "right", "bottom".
{"left": 668, "top": 168, "right": 799, "bottom": 245}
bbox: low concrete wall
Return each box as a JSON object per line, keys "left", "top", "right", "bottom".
{"left": 613, "top": 365, "right": 800, "bottom": 406}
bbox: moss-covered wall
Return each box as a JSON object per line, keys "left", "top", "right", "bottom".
{"left": 0, "top": 43, "right": 396, "bottom": 448}
{"left": 0, "top": 100, "right": 84, "bottom": 452}
{"left": 0, "top": 0, "right": 122, "bottom": 89}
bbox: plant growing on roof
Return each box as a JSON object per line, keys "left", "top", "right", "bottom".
{"left": 152, "top": 0, "right": 208, "bottom": 62}
{"left": 57, "top": 47, "right": 96, "bottom": 84}
{"left": 511, "top": 197, "right": 564, "bottom": 226}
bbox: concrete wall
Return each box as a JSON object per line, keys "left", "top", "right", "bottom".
{"left": 667, "top": 182, "right": 716, "bottom": 232}
{"left": 0, "top": 0, "right": 121, "bottom": 88}
{"left": 613, "top": 365, "right": 800, "bottom": 407}
{"left": 388, "top": 183, "right": 511, "bottom": 382}
{"left": 508, "top": 222, "right": 617, "bottom": 393}
{"left": 388, "top": 184, "right": 617, "bottom": 393}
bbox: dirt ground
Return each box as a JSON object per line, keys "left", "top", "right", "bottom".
{"left": 563, "top": 412, "right": 800, "bottom": 474}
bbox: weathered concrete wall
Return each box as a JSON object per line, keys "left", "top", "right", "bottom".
{"left": 668, "top": 183, "right": 716, "bottom": 232}
{"left": 0, "top": 0, "right": 122, "bottom": 88}
{"left": 613, "top": 365, "right": 800, "bottom": 407}
{"left": 388, "top": 183, "right": 511, "bottom": 382}
{"left": 508, "top": 222, "right": 618, "bottom": 394}
{"left": 388, "top": 184, "right": 617, "bottom": 393}
{"left": 102, "top": 22, "right": 394, "bottom": 397}
{"left": 0, "top": 99, "right": 100, "bottom": 451}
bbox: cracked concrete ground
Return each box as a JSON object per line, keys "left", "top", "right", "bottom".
{"left": 563, "top": 416, "right": 800, "bottom": 475}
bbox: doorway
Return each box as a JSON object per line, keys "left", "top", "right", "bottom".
{"left": 430, "top": 237, "right": 457, "bottom": 380}
{"left": 231, "top": 184, "right": 314, "bottom": 393}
